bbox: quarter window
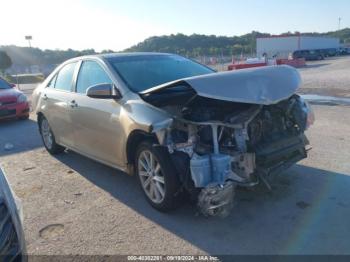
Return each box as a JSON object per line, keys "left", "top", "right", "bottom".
{"left": 47, "top": 74, "right": 57, "bottom": 88}
{"left": 54, "top": 62, "right": 77, "bottom": 91}
{"left": 76, "top": 61, "right": 112, "bottom": 94}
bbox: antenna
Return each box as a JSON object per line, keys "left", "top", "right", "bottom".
{"left": 338, "top": 17, "right": 342, "bottom": 30}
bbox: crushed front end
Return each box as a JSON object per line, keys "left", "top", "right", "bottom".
{"left": 141, "top": 66, "right": 314, "bottom": 217}
{"left": 149, "top": 94, "right": 313, "bottom": 217}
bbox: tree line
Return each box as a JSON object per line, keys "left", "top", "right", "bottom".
{"left": 1, "top": 28, "right": 349, "bottom": 73}
{"left": 125, "top": 29, "right": 350, "bottom": 57}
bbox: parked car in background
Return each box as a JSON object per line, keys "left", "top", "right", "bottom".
{"left": 321, "top": 48, "right": 337, "bottom": 57}
{"left": 32, "top": 53, "right": 314, "bottom": 217}
{"left": 337, "top": 47, "right": 350, "bottom": 56}
{"left": 0, "top": 167, "right": 26, "bottom": 261}
{"left": 0, "top": 77, "right": 30, "bottom": 120}
{"left": 293, "top": 49, "right": 324, "bottom": 61}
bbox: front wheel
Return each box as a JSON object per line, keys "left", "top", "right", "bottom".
{"left": 39, "top": 116, "right": 65, "bottom": 154}
{"left": 135, "top": 141, "right": 182, "bottom": 212}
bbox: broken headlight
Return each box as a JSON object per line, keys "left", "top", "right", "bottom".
{"left": 17, "top": 94, "right": 27, "bottom": 104}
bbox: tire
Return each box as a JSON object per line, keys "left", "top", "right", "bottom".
{"left": 135, "top": 141, "right": 182, "bottom": 212}
{"left": 39, "top": 116, "right": 65, "bottom": 155}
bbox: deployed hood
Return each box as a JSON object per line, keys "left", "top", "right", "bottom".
{"left": 140, "top": 65, "right": 301, "bottom": 105}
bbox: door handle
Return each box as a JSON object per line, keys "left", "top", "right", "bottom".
{"left": 42, "top": 94, "right": 48, "bottom": 100}
{"left": 70, "top": 100, "right": 78, "bottom": 108}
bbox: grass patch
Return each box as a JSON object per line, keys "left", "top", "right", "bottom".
{"left": 6, "top": 74, "right": 44, "bottom": 84}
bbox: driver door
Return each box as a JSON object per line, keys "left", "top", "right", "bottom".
{"left": 69, "top": 60, "right": 124, "bottom": 167}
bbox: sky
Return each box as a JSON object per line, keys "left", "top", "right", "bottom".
{"left": 1, "top": 0, "right": 349, "bottom": 51}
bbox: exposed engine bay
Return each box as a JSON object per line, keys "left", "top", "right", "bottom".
{"left": 140, "top": 67, "right": 314, "bottom": 217}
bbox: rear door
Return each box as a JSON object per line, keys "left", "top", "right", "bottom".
{"left": 69, "top": 60, "right": 124, "bottom": 167}
{"left": 41, "top": 62, "right": 78, "bottom": 147}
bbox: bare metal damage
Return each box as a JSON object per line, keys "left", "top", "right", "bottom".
{"left": 146, "top": 66, "right": 313, "bottom": 217}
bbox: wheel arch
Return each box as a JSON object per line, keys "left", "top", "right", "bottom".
{"left": 126, "top": 130, "right": 158, "bottom": 170}
{"left": 37, "top": 112, "right": 45, "bottom": 133}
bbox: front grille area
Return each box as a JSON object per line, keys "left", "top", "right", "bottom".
{"left": 0, "top": 109, "right": 16, "bottom": 118}
{"left": 255, "top": 135, "right": 307, "bottom": 175}
{"left": 0, "top": 101, "right": 17, "bottom": 106}
{"left": 0, "top": 199, "right": 21, "bottom": 261}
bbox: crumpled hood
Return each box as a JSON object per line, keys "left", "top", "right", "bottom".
{"left": 140, "top": 65, "right": 302, "bottom": 105}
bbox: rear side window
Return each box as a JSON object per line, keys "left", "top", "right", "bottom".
{"left": 54, "top": 62, "right": 77, "bottom": 91}
{"left": 76, "top": 61, "right": 112, "bottom": 94}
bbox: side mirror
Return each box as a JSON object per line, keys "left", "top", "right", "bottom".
{"left": 9, "top": 83, "right": 16, "bottom": 88}
{"left": 86, "top": 83, "right": 122, "bottom": 99}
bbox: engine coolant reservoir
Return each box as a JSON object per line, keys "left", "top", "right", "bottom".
{"left": 190, "top": 154, "right": 211, "bottom": 187}
{"left": 211, "top": 154, "right": 231, "bottom": 185}
{"left": 190, "top": 154, "right": 232, "bottom": 187}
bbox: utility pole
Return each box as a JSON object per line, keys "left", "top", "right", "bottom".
{"left": 25, "top": 35, "right": 32, "bottom": 48}
{"left": 24, "top": 35, "right": 33, "bottom": 73}
{"left": 338, "top": 17, "right": 342, "bottom": 30}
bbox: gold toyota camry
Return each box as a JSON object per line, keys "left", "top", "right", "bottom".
{"left": 32, "top": 53, "right": 314, "bottom": 217}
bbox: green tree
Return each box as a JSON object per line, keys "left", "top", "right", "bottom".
{"left": 0, "top": 51, "right": 12, "bottom": 75}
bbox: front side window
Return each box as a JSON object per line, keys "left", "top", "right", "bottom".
{"left": 54, "top": 62, "right": 77, "bottom": 91}
{"left": 76, "top": 61, "right": 112, "bottom": 94}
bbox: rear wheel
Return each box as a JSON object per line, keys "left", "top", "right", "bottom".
{"left": 135, "top": 141, "right": 182, "bottom": 211}
{"left": 39, "top": 116, "right": 65, "bottom": 154}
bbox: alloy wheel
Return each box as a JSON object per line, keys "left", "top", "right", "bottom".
{"left": 41, "top": 118, "right": 53, "bottom": 149}
{"left": 138, "top": 150, "right": 166, "bottom": 204}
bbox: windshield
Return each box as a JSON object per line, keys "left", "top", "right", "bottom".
{"left": 107, "top": 54, "right": 214, "bottom": 92}
{"left": 0, "top": 78, "right": 11, "bottom": 89}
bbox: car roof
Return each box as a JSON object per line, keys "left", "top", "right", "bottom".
{"left": 62, "top": 52, "right": 179, "bottom": 65}
{"left": 78, "top": 52, "right": 174, "bottom": 61}
{"left": 99, "top": 52, "right": 174, "bottom": 59}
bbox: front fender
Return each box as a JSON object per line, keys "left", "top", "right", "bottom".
{"left": 119, "top": 99, "right": 173, "bottom": 165}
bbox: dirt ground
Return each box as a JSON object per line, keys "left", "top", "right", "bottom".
{"left": 298, "top": 56, "right": 350, "bottom": 97}
{"left": 0, "top": 56, "right": 350, "bottom": 256}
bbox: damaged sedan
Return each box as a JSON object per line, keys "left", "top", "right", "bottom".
{"left": 32, "top": 53, "right": 314, "bottom": 217}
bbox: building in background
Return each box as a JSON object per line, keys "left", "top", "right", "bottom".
{"left": 256, "top": 36, "right": 340, "bottom": 58}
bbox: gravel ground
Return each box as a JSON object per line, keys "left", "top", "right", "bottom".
{"left": 0, "top": 57, "right": 350, "bottom": 256}
{"left": 298, "top": 56, "right": 350, "bottom": 97}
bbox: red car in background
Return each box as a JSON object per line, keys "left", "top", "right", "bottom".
{"left": 0, "top": 77, "right": 30, "bottom": 120}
